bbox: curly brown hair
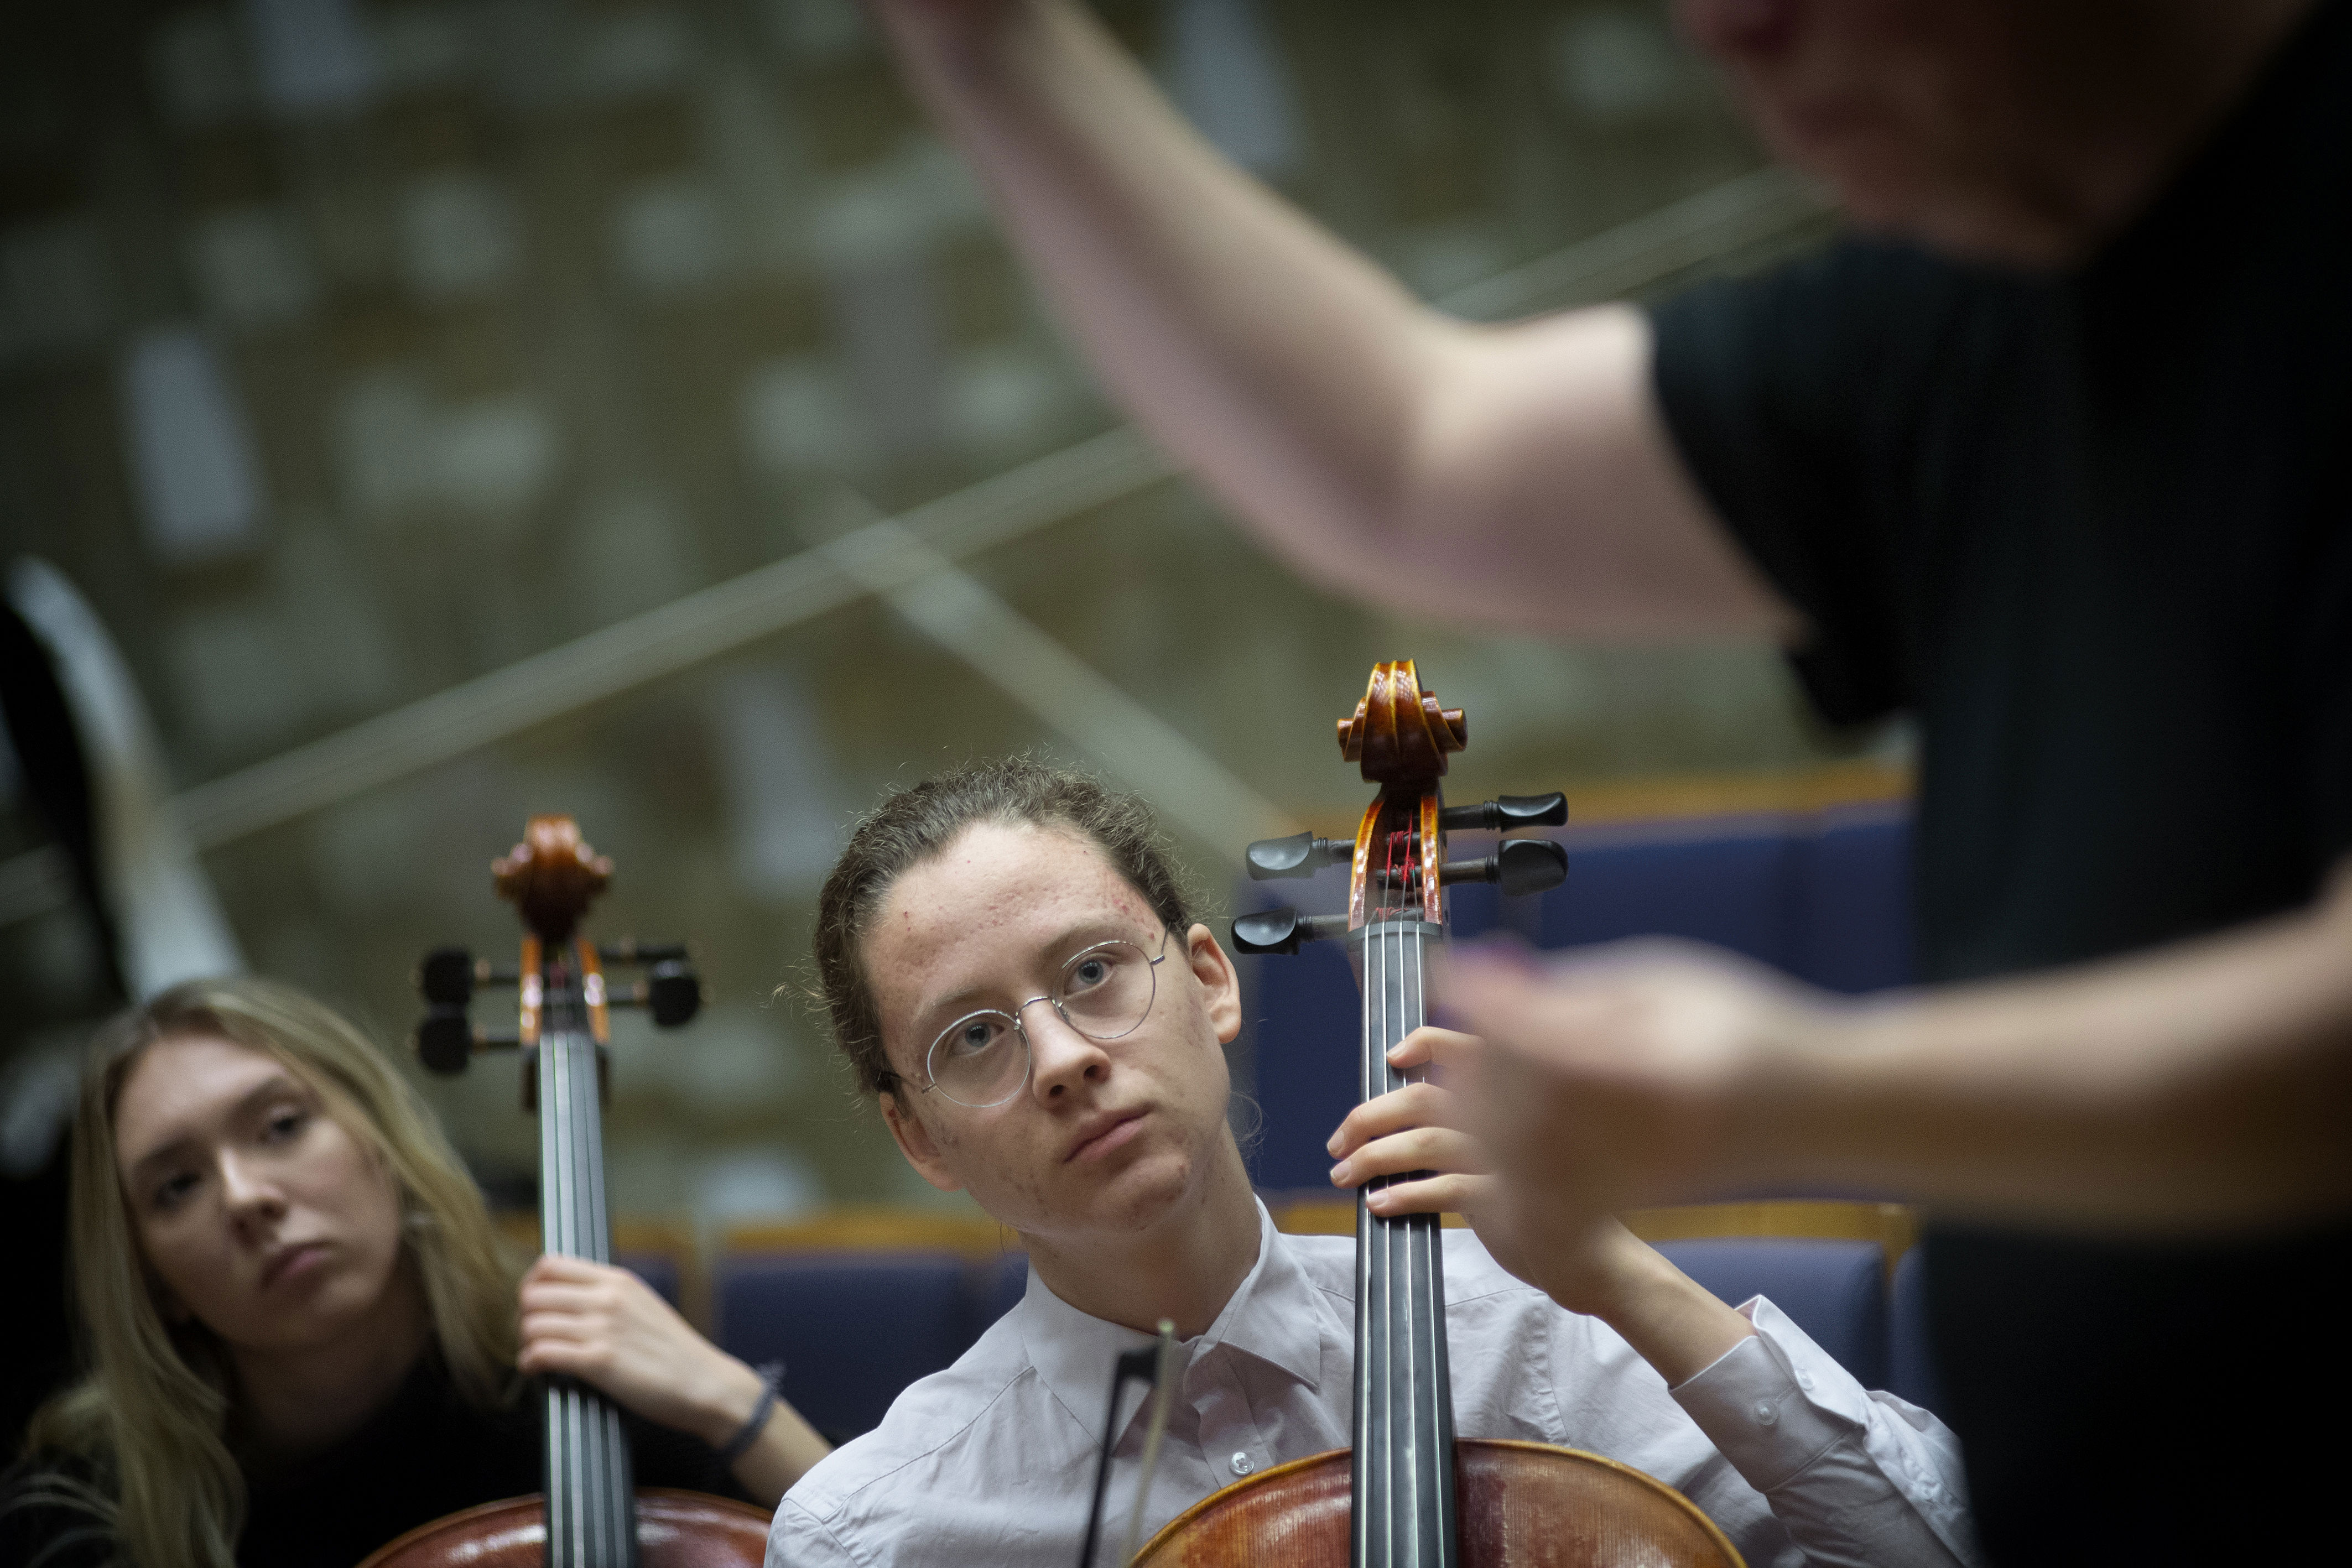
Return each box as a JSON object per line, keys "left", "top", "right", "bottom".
{"left": 812, "top": 758, "right": 1198, "bottom": 1101}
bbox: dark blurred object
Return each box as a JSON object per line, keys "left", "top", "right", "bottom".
{"left": 1, "top": 598, "right": 127, "bottom": 1001}
{"left": 0, "top": 598, "right": 110, "bottom": 1454}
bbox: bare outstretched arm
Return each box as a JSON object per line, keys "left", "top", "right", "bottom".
{"left": 874, "top": 0, "right": 1798, "bottom": 640}
{"left": 1448, "top": 857, "right": 2352, "bottom": 1236}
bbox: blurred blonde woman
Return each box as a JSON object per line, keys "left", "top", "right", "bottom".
{"left": 1, "top": 977, "right": 827, "bottom": 1568}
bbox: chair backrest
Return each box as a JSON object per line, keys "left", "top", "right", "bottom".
{"left": 714, "top": 1251, "right": 971, "bottom": 1441}
{"left": 1887, "top": 1245, "right": 1946, "bottom": 1414}
{"left": 1531, "top": 829, "right": 1802, "bottom": 969}
{"left": 1654, "top": 1237, "right": 1889, "bottom": 1389}
{"left": 1237, "top": 808, "right": 1914, "bottom": 1189}
{"left": 1791, "top": 813, "right": 1914, "bottom": 994}
{"left": 972, "top": 1250, "right": 1031, "bottom": 1331}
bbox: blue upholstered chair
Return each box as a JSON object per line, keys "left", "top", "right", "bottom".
{"left": 1791, "top": 811, "right": 1914, "bottom": 994}
{"left": 1533, "top": 829, "right": 1801, "bottom": 969}
{"left": 715, "top": 1252, "right": 970, "bottom": 1440}
{"left": 1887, "top": 1246, "right": 1947, "bottom": 1414}
{"left": 1237, "top": 809, "right": 1916, "bottom": 1191}
{"left": 1654, "top": 1237, "right": 1890, "bottom": 1389}
{"left": 971, "top": 1250, "right": 1031, "bottom": 1332}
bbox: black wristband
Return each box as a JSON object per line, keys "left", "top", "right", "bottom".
{"left": 717, "top": 1385, "right": 776, "bottom": 1466}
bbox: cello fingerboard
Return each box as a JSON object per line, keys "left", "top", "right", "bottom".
{"left": 538, "top": 951, "right": 640, "bottom": 1568}
{"left": 1350, "top": 919, "right": 1458, "bottom": 1568}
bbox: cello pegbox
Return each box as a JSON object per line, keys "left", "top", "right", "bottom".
{"left": 1245, "top": 832, "right": 1352, "bottom": 881}
{"left": 1335, "top": 660, "right": 1465, "bottom": 782}
{"left": 492, "top": 815, "right": 612, "bottom": 943}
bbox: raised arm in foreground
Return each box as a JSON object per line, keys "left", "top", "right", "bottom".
{"left": 874, "top": 0, "right": 1796, "bottom": 640}
{"left": 1451, "top": 857, "right": 2352, "bottom": 1238}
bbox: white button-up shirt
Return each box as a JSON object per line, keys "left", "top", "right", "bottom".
{"left": 768, "top": 1204, "right": 1979, "bottom": 1567}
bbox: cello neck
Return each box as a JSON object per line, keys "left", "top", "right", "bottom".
{"left": 533, "top": 937, "right": 639, "bottom": 1568}
{"left": 1350, "top": 915, "right": 1458, "bottom": 1568}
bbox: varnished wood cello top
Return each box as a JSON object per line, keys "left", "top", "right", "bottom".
{"left": 1134, "top": 1441, "right": 1741, "bottom": 1568}
{"left": 358, "top": 1488, "right": 771, "bottom": 1568}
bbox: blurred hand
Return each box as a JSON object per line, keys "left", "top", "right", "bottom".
{"left": 1325, "top": 1025, "right": 1682, "bottom": 1318}
{"left": 1441, "top": 939, "right": 1829, "bottom": 1236}
{"left": 517, "top": 1254, "right": 766, "bottom": 1450}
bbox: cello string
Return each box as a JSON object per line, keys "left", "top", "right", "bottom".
{"left": 1396, "top": 913, "right": 1422, "bottom": 1568}
{"left": 1353, "top": 908, "right": 1375, "bottom": 1568}
{"left": 1372, "top": 858, "right": 1387, "bottom": 1568}
{"left": 1411, "top": 914, "right": 1448, "bottom": 1565}
{"left": 539, "top": 993, "right": 575, "bottom": 1567}
{"left": 1377, "top": 911, "right": 1390, "bottom": 1568}
{"left": 572, "top": 955, "right": 634, "bottom": 1562}
{"left": 565, "top": 961, "right": 616, "bottom": 1557}
{"left": 1400, "top": 912, "right": 1420, "bottom": 1568}
{"left": 573, "top": 1008, "right": 613, "bottom": 1566}
{"left": 1373, "top": 921, "right": 1392, "bottom": 1568}
{"left": 564, "top": 1023, "right": 587, "bottom": 1566}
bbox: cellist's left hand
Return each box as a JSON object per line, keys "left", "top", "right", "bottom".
{"left": 517, "top": 1255, "right": 832, "bottom": 1504}
{"left": 1326, "top": 1027, "right": 1753, "bottom": 1390}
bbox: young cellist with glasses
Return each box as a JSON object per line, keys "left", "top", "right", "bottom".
{"left": 776, "top": 757, "right": 1978, "bottom": 1567}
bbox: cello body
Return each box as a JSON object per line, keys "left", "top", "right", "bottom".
{"left": 1153, "top": 663, "right": 1744, "bottom": 1568}
{"left": 358, "top": 1490, "right": 771, "bottom": 1568}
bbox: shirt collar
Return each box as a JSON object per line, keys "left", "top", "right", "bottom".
{"left": 1014, "top": 1199, "right": 1330, "bottom": 1439}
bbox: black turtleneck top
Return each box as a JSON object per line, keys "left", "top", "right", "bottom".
{"left": 1, "top": 1357, "right": 742, "bottom": 1568}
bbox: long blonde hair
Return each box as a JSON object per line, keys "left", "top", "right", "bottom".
{"left": 20, "top": 977, "right": 521, "bottom": 1568}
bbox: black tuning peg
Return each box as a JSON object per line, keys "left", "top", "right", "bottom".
{"left": 1230, "top": 908, "right": 1349, "bottom": 956}
{"left": 416, "top": 1006, "right": 473, "bottom": 1074}
{"left": 646, "top": 960, "right": 700, "bottom": 1027}
{"left": 415, "top": 947, "right": 518, "bottom": 1006}
{"left": 1438, "top": 793, "right": 1569, "bottom": 833}
{"left": 1440, "top": 836, "right": 1568, "bottom": 898}
{"left": 610, "top": 959, "right": 702, "bottom": 1027}
{"left": 415, "top": 1008, "right": 519, "bottom": 1075}
{"left": 1245, "top": 832, "right": 1352, "bottom": 881}
{"left": 418, "top": 947, "right": 474, "bottom": 1006}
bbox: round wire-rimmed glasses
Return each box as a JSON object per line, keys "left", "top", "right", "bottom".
{"left": 920, "top": 929, "right": 1173, "bottom": 1108}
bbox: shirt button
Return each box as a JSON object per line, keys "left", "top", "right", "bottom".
{"left": 1752, "top": 1400, "right": 1779, "bottom": 1427}
{"left": 1796, "top": 1372, "right": 1815, "bottom": 1392}
{"left": 1230, "top": 1452, "right": 1255, "bottom": 1476}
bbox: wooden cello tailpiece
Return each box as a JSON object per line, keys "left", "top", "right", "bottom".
{"left": 1155, "top": 661, "right": 1739, "bottom": 1568}
{"left": 372, "top": 815, "right": 758, "bottom": 1568}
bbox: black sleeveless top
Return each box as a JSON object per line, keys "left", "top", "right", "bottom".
{"left": 1, "top": 1358, "right": 740, "bottom": 1568}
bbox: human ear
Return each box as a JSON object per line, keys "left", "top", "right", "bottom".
{"left": 1186, "top": 923, "right": 1245, "bottom": 1046}
{"left": 879, "top": 1092, "right": 966, "bottom": 1195}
